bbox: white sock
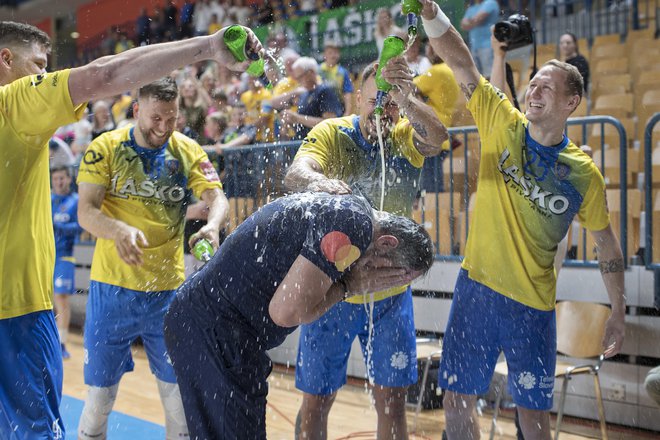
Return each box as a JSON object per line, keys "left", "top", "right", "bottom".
{"left": 59, "top": 328, "right": 68, "bottom": 345}
{"left": 157, "top": 379, "right": 189, "bottom": 439}
{"left": 78, "top": 385, "right": 119, "bottom": 440}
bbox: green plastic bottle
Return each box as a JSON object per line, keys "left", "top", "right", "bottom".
{"left": 192, "top": 238, "right": 214, "bottom": 262}
{"left": 401, "top": 0, "right": 422, "bottom": 37}
{"left": 374, "top": 35, "right": 406, "bottom": 114}
{"left": 223, "top": 25, "right": 272, "bottom": 89}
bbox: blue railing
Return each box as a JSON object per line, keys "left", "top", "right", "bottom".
{"left": 644, "top": 113, "right": 660, "bottom": 269}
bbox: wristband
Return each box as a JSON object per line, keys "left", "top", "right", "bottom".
{"left": 422, "top": 8, "right": 451, "bottom": 38}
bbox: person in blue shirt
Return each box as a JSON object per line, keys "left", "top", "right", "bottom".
{"left": 277, "top": 57, "right": 344, "bottom": 140}
{"left": 164, "top": 192, "right": 434, "bottom": 440}
{"left": 460, "top": 0, "right": 501, "bottom": 75}
{"left": 51, "top": 165, "right": 81, "bottom": 359}
{"left": 320, "top": 41, "right": 355, "bottom": 115}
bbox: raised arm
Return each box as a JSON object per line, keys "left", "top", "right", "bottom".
{"left": 591, "top": 224, "right": 626, "bottom": 357}
{"left": 381, "top": 56, "right": 448, "bottom": 157}
{"left": 69, "top": 27, "right": 263, "bottom": 107}
{"left": 420, "top": 0, "right": 481, "bottom": 101}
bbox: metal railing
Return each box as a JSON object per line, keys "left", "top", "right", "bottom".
{"left": 644, "top": 112, "right": 660, "bottom": 269}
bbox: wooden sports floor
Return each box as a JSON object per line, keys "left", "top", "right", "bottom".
{"left": 62, "top": 332, "right": 655, "bottom": 439}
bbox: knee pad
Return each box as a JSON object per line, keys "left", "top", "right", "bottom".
{"left": 156, "top": 379, "right": 189, "bottom": 439}
{"left": 78, "top": 385, "right": 119, "bottom": 440}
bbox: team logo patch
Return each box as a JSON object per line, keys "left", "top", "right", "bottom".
{"left": 518, "top": 371, "right": 537, "bottom": 390}
{"left": 83, "top": 150, "right": 104, "bottom": 165}
{"left": 390, "top": 351, "right": 409, "bottom": 370}
{"left": 31, "top": 73, "right": 45, "bottom": 87}
{"left": 199, "top": 160, "right": 220, "bottom": 182}
{"left": 320, "top": 231, "right": 361, "bottom": 272}
{"left": 554, "top": 162, "right": 571, "bottom": 180}
{"left": 165, "top": 159, "right": 180, "bottom": 174}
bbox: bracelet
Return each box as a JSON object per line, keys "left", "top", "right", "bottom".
{"left": 422, "top": 8, "right": 451, "bottom": 38}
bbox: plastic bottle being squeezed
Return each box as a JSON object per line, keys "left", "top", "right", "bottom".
{"left": 192, "top": 238, "right": 214, "bottom": 263}
{"left": 223, "top": 25, "right": 272, "bottom": 89}
{"left": 401, "top": 0, "right": 422, "bottom": 46}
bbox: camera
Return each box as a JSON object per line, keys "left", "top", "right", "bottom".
{"left": 494, "top": 14, "right": 534, "bottom": 51}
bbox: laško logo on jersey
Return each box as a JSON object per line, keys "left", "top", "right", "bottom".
{"left": 497, "top": 148, "right": 569, "bottom": 215}
{"left": 110, "top": 175, "right": 186, "bottom": 202}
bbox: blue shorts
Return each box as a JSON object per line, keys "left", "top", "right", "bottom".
{"left": 84, "top": 281, "right": 178, "bottom": 387}
{"left": 296, "top": 288, "right": 417, "bottom": 395}
{"left": 438, "top": 269, "right": 557, "bottom": 410}
{"left": 54, "top": 257, "right": 75, "bottom": 295}
{"left": 0, "top": 311, "right": 65, "bottom": 439}
{"left": 164, "top": 297, "right": 271, "bottom": 440}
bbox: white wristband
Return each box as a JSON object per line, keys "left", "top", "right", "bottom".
{"left": 422, "top": 8, "right": 451, "bottom": 38}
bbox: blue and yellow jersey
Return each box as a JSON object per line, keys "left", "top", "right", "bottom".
{"left": 413, "top": 63, "right": 459, "bottom": 128}
{"left": 241, "top": 87, "right": 274, "bottom": 143}
{"left": 0, "top": 70, "right": 86, "bottom": 319}
{"left": 295, "top": 115, "right": 424, "bottom": 303}
{"left": 77, "top": 126, "right": 222, "bottom": 292}
{"left": 463, "top": 76, "right": 610, "bottom": 310}
{"left": 320, "top": 63, "right": 354, "bottom": 97}
{"left": 52, "top": 192, "right": 80, "bottom": 258}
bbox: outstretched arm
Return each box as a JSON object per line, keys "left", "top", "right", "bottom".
{"left": 69, "top": 26, "right": 263, "bottom": 106}
{"left": 420, "top": 0, "right": 481, "bottom": 101}
{"left": 591, "top": 224, "right": 626, "bottom": 358}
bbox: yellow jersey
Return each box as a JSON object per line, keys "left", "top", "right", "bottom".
{"left": 463, "top": 77, "right": 610, "bottom": 310}
{"left": 241, "top": 87, "right": 274, "bottom": 143}
{"left": 0, "top": 70, "right": 86, "bottom": 319}
{"left": 77, "top": 126, "right": 222, "bottom": 291}
{"left": 413, "top": 63, "right": 459, "bottom": 128}
{"left": 295, "top": 115, "right": 425, "bottom": 303}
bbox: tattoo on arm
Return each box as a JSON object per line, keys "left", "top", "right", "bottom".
{"left": 460, "top": 82, "right": 477, "bottom": 100}
{"left": 194, "top": 49, "right": 202, "bottom": 57}
{"left": 411, "top": 122, "right": 428, "bottom": 138}
{"left": 599, "top": 258, "right": 625, "bottom": 274}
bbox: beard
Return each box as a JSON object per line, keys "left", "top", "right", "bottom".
{"left": 139, "top": 125, "right": 171, "bottom": 149}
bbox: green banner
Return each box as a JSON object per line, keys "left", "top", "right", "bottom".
{"left": 254, "top": 0, "right": 464, "bottom": 65}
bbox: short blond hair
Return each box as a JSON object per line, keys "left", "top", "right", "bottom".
{"left": 542, "top": 59, "right": 584, "bottom": 99}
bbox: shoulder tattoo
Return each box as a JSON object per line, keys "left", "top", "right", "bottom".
{"left": 460, "top": 82, "right": 477, "bottom": 100}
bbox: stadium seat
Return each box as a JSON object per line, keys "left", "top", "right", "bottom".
{"left": 592, "top": 57, "right": 629, "bottom": 75}
{"left": 593, "top": 34, "right": 621, "bottom": 46}
{"left": 592, "top": 43, "right": 627, "bottom": 60}
{"left": 592, "top": 93, "right": 634, "bottom": 120}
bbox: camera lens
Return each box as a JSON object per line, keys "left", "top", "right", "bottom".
{"left": 494, "top": 21, "right": 520, "bottom": 43}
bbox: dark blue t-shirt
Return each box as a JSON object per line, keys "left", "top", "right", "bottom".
{"left": 177, "top": 193, "right": 374, "bottom": 349}
{"left": 51, "top": 192, "right": 80, "bottom": 258}
{"left": 294, "top": 83, "right": 343, "bottom": 140}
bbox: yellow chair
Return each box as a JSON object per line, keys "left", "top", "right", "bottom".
{"left": 489, "top": 301, "right": 612, "bottom": 440}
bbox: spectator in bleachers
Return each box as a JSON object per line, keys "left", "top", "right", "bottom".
{"left": 70, "top": 108, "right": 94, "bottom": 161}
{"left": 241, "top": 78, "right": 275, "bottom": 142}
{"left": 111, "top": 92, "right": 134, "bottom": 126}
{"left": 460, "top": 0, "right": 501, "bottom": 75}
{"left": 252, "top": 1, "right": 275, "bottom": 25}
{"left": 209, "top": 88, "right": 229, "bottom": 114}
{"left": 374, "top": 8, "right": 404, "bottom": 54}
{"left": 271, "top": 52, "right": 301, "bottom": 139}
{"left": 100, "top": 27, "right": 117, "bottom": 56}
{"left": 202, "top": 111, "right": 229, "bottom": 178}
{"left": 200, "top": 69, "right": 218, "bottom": 102}
{"left": 228, "top": 0, "right": 252, "bottom": 25}
{"left": 277, "top": 57, "right": 343, "bottom": 140}
{"left": 320, "top": 41, "right": 354, "bottom": 115}
{"left": 413, "top": 41, "right": 459, "bottom": 129}
{"left": 50, "top": 165, "right": 80, "bottom": 360}
{"left": 179, "top": 78, "right": 209, "bottom": 141}
{"left": 404, "top": 36, "right": 432, "bottom": 76}
{"left": 136, "top": 8, "right": 151, "bottom": 45}
{"left": 114, "top": 32, "right": 134, "bottom": 54}
{"left": 208, "top": 13, "right": 223, "bottom": 35}
{"left": 179, "top": 0, "right": 196, "bottom": 38}
{"left": 91, "top": 100, "right": 116, "bottom": 140}
{"left": 268, "top": 28, "right": 300, "bottom": 59}
{"left": 193, "top": 0, "right": 212, "bottom": 36}
{"left": 163, "top": 0, "right": 179, "bottom": 38}
{"left": 49, "top": 137, "right": 76, "bottom": 169}
{"left": 559, "top": 32, "right": 590, "bottom": 94}
{"left": 214, "top": 104, "right": 258, "bottom": 197}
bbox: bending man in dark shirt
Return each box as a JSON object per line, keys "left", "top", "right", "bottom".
{"left": 164, "top": 192, "right": 434, "bottom": 439}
